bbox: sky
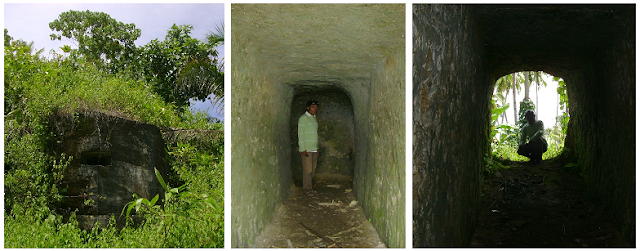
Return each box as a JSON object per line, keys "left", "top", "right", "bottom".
{"left": 3, "top": 3, "right": 225, "bottom": 121}
{"left": 494, "top": 73, "right": 563, "bottom": 129}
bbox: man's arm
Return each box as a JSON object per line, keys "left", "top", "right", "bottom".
{"left": 298, "top": 116, "right": 306, "bottom": 153}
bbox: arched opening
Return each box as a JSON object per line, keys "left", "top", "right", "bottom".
{"left": 289, "top": 87, "right": 355, "bottom": 187}
{"left": 489, "top": 71, "right": 569, "bottom": 163}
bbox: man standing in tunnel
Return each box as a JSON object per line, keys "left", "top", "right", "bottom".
{"left": 298, "top": 100, "right": 320, "bottom": 196}
{"left": 518, "top": 110, "right": 548, "bottom": 164}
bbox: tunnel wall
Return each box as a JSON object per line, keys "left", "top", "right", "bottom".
{"left": 353, "top": 47, "right": 406, "bottom": 248}
{"left": 290, "top": 89, "right": 355, "bottom": 185}
{"left": 412, "top": 5, "right": 490, "bottom": 247}
{"left": 564, "top": 15, "right": 635, "bottom": 244}
{"left": 230, "top": 39, "right": 293, "bottom": 247}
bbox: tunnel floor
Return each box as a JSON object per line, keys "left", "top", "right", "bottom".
{"left": 252, "top": 176, "right": 386, "bottom": 248}
{"left": 469, "top": 156, "right": 631, "bottom": 247}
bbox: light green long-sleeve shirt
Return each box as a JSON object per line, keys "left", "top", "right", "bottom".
{"left": 298, "top": 112, "right": 318, "bottom": 152}
{"left": 520, "top": 120, "right": 545, "bottom": 145}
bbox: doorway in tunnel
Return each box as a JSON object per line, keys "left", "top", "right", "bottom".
{"left": 475, "top": 72, "right": 629, "bottom": 247}
{"left": 289, "top": 88, "right": 355, "bottom": 188}
{"left": 490, "top": 71, "right": 569, "bottom": 163}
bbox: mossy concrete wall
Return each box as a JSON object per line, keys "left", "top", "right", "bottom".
{"left": 563, "top": 9, "right": 635, "bottom": 244}
{"left": 413, "top": 4, "right": 488, "bottom": 247}
{"left": 231, "top": 4, "right": 405, "bottom": 248}
{"left": 413, "top": 4, "right": 635, "bottom": 246}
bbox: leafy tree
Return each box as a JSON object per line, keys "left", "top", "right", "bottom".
{"left": 4, "top": 30, "right": 45, "bottom": 115}
{"left": 5, "top": 28, "right": 13, "bottom": 47}
{"left": 555, "top": 77, "right": 570, "bottom": 134}
{"left": 49, "top": 10, "right": 141, "bottom": 73}
{"left": 141, "top": 24, "right": 224, "bottom": 110}
{"left": 518, "top": 99, "right": 535, "bottom": 129}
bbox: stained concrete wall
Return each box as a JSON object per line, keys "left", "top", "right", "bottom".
{"left": 231, "top": 4, "right": 405, "bottom": 248}
{"left": 413, "top": 4, "right": 635, "bottom": 246}
{"left": 413, "top": 4, "right": 489, "bottom": 247}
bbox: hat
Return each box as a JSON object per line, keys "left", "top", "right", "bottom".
{"left": 306, "top": 100, "right": 320, "bottom": 107}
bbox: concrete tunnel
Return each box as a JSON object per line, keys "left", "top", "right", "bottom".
{"left": 231, "top": 4, "right": 405, "bottom": 248}
{"left": 413, "top": 5, "right": 635, "bottom": 247}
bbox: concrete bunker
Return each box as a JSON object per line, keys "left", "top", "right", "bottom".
{"left": 413, "top": 4, "right": 634, "bottom": 247}
{"left": 290, "top": 86, "right": 355, "bottom": 185}
{"left": 51, "top": 112, "right": 170, "bottom": 230}
{"left": 231, "top": 4, "right": 405, "bottom": 248}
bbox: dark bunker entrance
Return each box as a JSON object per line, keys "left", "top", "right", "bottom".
{"left": 290, "top": 88, "right": 355, "bottom": 188}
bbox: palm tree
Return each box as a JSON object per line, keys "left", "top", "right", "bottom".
{"left": 205, "top": 23, "right": 224, "bottom": 111}
{"left": 175, "top": 22, "right": 225, "bottom": 114}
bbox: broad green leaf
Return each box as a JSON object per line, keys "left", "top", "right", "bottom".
{"left": 154, "top": 167, "right": 168, "bottom": 191}
{"left": 149, "top": 194, "right": 159, "bottom": 206}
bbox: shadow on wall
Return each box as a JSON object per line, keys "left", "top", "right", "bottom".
{"left": 290, "top": 87, "right": 355, "bottom": 186}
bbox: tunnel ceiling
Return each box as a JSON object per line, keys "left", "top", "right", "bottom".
{"left": 232, "top": 4, "right": 405, "bottom": 85}
{"left": 478, "top": 4, "right": 635, "bottom": 77}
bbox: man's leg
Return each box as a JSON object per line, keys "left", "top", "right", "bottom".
{"left": 529, "top": 137, "right": 544, "bottom": 162}
{"left": 302, "top": 153, "right": 313, "bottom": 192}
{"left": 518, "top": 144, "right": 533, "bottom": 159}
{"left": 310, "top": 152, "right": 318, "bottom": 186}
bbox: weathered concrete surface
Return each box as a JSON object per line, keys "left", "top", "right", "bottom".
{"left": 231, "top": 4, "right": 405, "bottom": 248}
{"left": 51, "top": 112, "right": 170, "bottom": 229}
{"left": 413, "top": 4, "right": 489, "bottom": 247}
{"left": 413, "top": 4, "right": 635, "bottom": 247}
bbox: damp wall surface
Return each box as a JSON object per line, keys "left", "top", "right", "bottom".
{"left": 563, "top": 11, "right": 636, "bottom": 244}
{"left": 355, "top": 45, "right": 406, "bottom": 248}
{"left": 230, "top": 30, "right": 293, "bottom": 247}
{"left": 412, "top": 5, "right": 488, "bottom": 247}
{"left": 231, "top": 4, "right": 405, "bottom": 248}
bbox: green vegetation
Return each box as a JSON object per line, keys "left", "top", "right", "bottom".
{"left": 4, "top": 9, "right": 224, "bottom": 248}
{"left": 486, "top": 72, "right": 568, "bottom": 173}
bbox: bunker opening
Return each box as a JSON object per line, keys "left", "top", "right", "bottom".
{"left": 81, "top": 151, "right": 112, "bottom": 166}
{"left": 490, "top": 71, "right": 570, "bottom": 163}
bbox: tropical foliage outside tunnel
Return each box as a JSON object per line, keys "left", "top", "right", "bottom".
{"left": 4, "top": 10, "right": 224, "bottom": 248}
{"left": 488, "top": 71, "right": 569, "bottom": 171}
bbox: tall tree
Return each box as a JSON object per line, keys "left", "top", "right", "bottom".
{"left": 523, "top": 71, "right": 532, "bottom": 101}
{"left": 141, "top": 24, "right": 223, "bottom": 110}
{"left": 511, "top": 72, "right": 518, "bottom": 124}
{"left": 49, "top": 10, "right": 141, "bottom": 73}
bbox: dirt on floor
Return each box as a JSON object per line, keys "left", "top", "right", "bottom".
{"left": 251, "top": 175, "right": 386, "bottom": 248}
{"left": 469, "top": 156, "right": 632, "bottom": 248}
